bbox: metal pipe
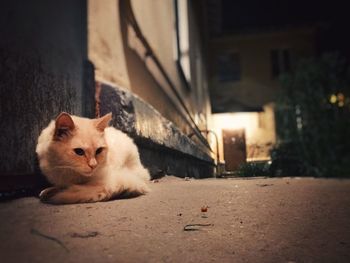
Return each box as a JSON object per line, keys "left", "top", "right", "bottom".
{"left": 189, "top": 129, "right": 220, "bottom": 165}
{"left": 121, "top": 0, "right": 210, "bottom": 150}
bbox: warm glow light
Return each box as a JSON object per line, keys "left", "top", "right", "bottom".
{"left": 330, "top": 93, "right": 347, "bottom": 107}
{"left": 210, "top": 113, "right": 259, "bottom": 163}
{"left": 213, "top": 113, "right": 257, "bottom": 131}
{"left": 211, "top": 113, "right": 259, "bottom": 140}
{"left": 210, "top": 105, "right": 277, "bottom": 162}
{"left": 337, "top": 92, "right": 345, "bottom": 102}
{"left": 330, "top": 94, "right": 337, "bottom": 104}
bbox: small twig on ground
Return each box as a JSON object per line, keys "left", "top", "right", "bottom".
{"left": 70, "top": 231, "right": 99, "bottom": 238}
{"left": 183, "top": 223, "right": 214, "bottom": 231}
{"left": 30, "top": 228, "right": 69, "bottom": 252}
{"left": 256, "top": 184, "right": 274, "bottom": 187}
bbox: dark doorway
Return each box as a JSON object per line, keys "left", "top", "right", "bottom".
{"left": 222, "top": 129, "right": 247, "bottom": 171}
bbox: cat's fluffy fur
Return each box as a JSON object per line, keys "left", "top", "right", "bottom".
{"left": 36, "top": 112, "right": 150, "bottom": 204}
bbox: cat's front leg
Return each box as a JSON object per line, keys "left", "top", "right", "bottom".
{"left": 41, "top": 184, "right": 111, "bottom": 204}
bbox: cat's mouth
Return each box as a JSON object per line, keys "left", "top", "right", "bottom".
{"left": 81, "top": 169, "right": 95, "bottom": 177}
{"left": 82, "top": 167, "right": 98, "bottom": 177}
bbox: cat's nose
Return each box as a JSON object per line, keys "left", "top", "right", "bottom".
{"left": 88, "top": 158, "right": 97, "bottom": 169}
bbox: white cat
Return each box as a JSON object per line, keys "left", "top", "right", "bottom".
{"left": 36, "top": 112, "right": 150, "bottom": 204}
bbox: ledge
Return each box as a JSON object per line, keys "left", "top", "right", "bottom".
{"left": 96, "top": 82, "right": 215, "bottom": 179}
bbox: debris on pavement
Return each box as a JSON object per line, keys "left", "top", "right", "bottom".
{"left": 256, "top": 183, "right": 274, "bottom": 187}
{"left": 183, "top": 223, "right": 214, "bottom": 231}
{"left": 30, "top": 228, "right": 69, "bottom": 252}
{"left": 70, "top": 231, "right": 99, "bottom": 238}
{"left": 201, "top": 206, "right": 208, "bottom": 213}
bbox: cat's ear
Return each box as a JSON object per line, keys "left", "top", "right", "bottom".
{"left": 54, "top": 112, "right": 75, "bottom": 140}
{"left": 96, "top": 113, "right": 112, "bottom": 132}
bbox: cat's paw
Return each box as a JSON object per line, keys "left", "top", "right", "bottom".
{"left": 137, "top": 184, "right": 150, "bottom": 195}
{"left": 125, "top": 183, "right": 150, "bottom": 197}
{"left": 87, "top": 191, "right": 111, "bottom": 202}
{"left": 39, "top": 187, "right": 61, "bottom": 202}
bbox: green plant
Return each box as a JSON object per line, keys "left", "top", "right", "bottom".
{"left": 273, "top": 53, "right": 350, "bottom": 177}
{"left": 236, "top": 161, "right": 271, "bottom": 177}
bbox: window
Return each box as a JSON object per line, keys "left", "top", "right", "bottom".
{"left": 174, "top": 0, "right": 191, "bottom": 89}
{"left": 270, "top": 48, "right": 291, "bottom": 78}
{"left": 216, "top": 53, "right": 241, "bottom": 82}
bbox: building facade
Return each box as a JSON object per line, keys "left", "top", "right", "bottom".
{"left": 0, "top": 0, "right": 215, "bottom": 194}
{"left": 207, "top": 26, "right": 316, "bottom": 168}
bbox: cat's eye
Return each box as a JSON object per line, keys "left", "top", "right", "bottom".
{"left": 73, "top": 148, "right": 85, "bottom": 156}
{"left": 95, "top": 147, "right": 104, "bottom": 155}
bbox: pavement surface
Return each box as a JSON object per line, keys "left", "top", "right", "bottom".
{"left": 0, "top": 176, "right": 350, "bottom": 263}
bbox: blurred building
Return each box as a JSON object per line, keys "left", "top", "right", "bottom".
{"left": 0, "top": 0, "right": 215, "bottom": 194}
{"left": 206, "top": 22, "right": 317, "bottom": 169}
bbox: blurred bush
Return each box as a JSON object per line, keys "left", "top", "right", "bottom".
{"left": 236, "top": 161, "right": 270, "bottom": 177}
{"left": 272, "top": 53, "right": 350, "bottom": 177}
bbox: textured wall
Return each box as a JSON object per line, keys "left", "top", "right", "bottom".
{"left": 88, "top": 0, "right": 212, "bottom": 138}
{"left": 88, "top": 0, "right": 130, "bottom": 88}
{"left": 0, "top": 0, "right": 88, "bottom": 176}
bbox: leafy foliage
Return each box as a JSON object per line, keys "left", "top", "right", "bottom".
{"left": 272, "top": 53, "right": 350, "bottom": 177}
{"left": 236, "top": 161, "right": 270, "bottom": 177}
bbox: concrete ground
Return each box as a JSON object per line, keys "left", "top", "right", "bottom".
{"left": 0, "top": 176, "right": 349, "bottom": 263}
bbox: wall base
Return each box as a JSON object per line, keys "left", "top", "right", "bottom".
{"left": 97, "top": 82, "right": 215, "bottom": 179}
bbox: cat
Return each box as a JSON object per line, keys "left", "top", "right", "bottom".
{"left": 36, "top": 112, "right": 150, "bottom": 204}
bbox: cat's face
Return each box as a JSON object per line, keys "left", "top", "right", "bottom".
{"left": 49, "top": 112, "right": 112, "bottom": 177}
